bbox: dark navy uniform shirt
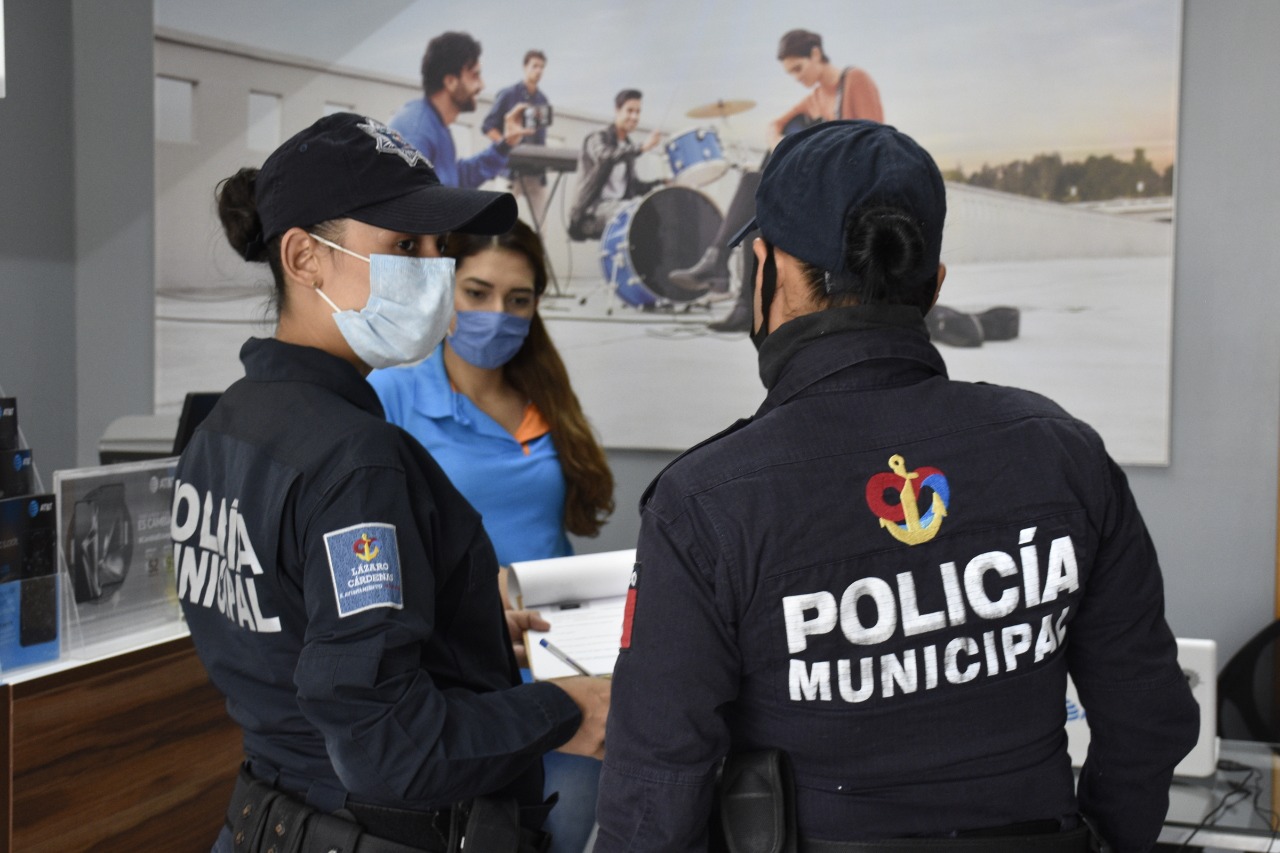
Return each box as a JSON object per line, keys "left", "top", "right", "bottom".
{"left": 172, "top": 338, "right": 580, "bottom": 813}
{"left": 595, "top": 306, "right": 1197, "bottom": 853}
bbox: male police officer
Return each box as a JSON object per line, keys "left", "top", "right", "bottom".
{"left": 595, "top": 121, "right": 1198, "bottom": 852}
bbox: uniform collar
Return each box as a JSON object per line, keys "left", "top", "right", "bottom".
{"left": 240, "top": 337, "right": 386, "bottom": 418}
{"left": 756, "top": 305, "right": 947, "bottom": 417}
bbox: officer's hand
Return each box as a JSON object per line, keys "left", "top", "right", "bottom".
{"left": 550, "top": 676, "right": 611, "bottom": 760}
{"left": 505, "top": 608, "right": 551, "bottom": 668}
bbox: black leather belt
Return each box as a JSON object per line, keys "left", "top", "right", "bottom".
{"left": 800, "top": 826, "right": 1095, "bottom": 853}
{"left": 227, "top": 768, "right": 448, "bottom": 853}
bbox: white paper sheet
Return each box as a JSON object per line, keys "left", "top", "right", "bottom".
{"left": 508, "top": 549, "right": 635, "bottom": 679}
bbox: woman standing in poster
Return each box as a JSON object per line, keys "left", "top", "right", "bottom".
{"left": 676, "top": 28, "right": 884, "bottom": 331}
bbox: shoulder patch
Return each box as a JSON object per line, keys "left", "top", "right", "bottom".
{"left": 323, "top": 522, "right": 404, "bottom": 617}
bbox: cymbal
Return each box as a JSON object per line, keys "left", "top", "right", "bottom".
{"left": 685, "top": 98, "right": 756, "bottom": 119}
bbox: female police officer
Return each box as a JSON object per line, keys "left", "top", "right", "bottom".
{"left": 595, "top": 121, "right": 1197, "bottom": 852}
{"left": 171, "top": 113, "right": 608, "bottom": 853}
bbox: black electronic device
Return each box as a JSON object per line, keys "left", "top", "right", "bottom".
{"left": 19, "top": 574, "right": 58, "bottom": 647}
{"left": 506, "top": 144, "right": 579, "bottom": 174}
{"left": 67, "top": 483, "right": 133, "bottom": 603}
{"left": 523, "top": 103, "right": 553, "bottom": 130}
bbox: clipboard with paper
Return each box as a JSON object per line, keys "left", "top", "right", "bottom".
{"left": 507, "top": 548, "right": 636, "bottom": 679}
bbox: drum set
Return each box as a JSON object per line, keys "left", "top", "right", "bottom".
{"left": 597, "top": 98, "right": 756, "bottom": 312}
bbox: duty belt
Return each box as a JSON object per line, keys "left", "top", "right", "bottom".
{"left": 715, "top": 752, "right": 1104, "bottom": 853}
{"left": 227, "top": 768, "right": 447, "bottom": 853}
{"left": 799, "top": 826, "right": 1096, "bottom": 853}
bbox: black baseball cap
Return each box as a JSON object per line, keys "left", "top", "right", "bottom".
{"left": 729, "top": 120, "right": 945, "bottom": 287}
{"left": 255, "top": 112, "right": 516, "bottom": 241}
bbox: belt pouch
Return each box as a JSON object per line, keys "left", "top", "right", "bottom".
{"left": 229, "top": 767, "right": 365, "bottom": 853}
{"left": 259, "top": 792, "right": 314, "bottom": 853}
{"left": 716, "top": 750, "right": 797, "bottom": 853}
{"left": 299, "top": 812, "right": 363, "bottom": 853}
{"left": 229, "top": 772, "right": 285, "bottom": 852}
{"left": 458, "top": 796, "right": 521, "bottom": 853}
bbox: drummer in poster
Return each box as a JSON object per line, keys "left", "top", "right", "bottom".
{"left": 567, "top": 89, "right": 664, "bottom": 241}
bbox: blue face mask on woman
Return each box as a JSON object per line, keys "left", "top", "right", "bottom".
{"left": 309, "top": 233, "right": 455, "bottom": 370}
{"left": 449, "top": 311, "right": 532, "bottom": 370}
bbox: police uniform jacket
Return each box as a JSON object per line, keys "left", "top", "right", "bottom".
{"left": 594, "top": 305, "right": 1198, "bottom": 853}
{"left": 172, "top": 338, "right": 581, "bottom": 813}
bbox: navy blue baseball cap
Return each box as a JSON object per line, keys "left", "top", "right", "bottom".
{"left": 254, "top": 112, "right": 516, "bottom": 242}
{"left": 730, "top": 120, "right": 945, "bottom": 289}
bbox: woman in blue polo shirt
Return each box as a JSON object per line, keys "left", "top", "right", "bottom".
{"left": 368, "top": 219, "right": 613, "bottom": 563}
{"left": 368, "top": 218, "right": 613, "bottom": 853}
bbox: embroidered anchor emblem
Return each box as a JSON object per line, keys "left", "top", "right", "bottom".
{"left": 353, "top": 533, "right": 381, "bottom": 562}
{"left": 865, "top": 454, "right": 951, "bottom": 546}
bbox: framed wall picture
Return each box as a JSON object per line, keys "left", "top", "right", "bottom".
{"left": 153, "top": 0, "right": 1181, "bottom": 464}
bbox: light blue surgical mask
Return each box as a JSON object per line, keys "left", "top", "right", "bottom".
{"left": 449, "top": 310, "right": 532, "bottom": 369}
{"left": 310, "top": 233, "right": 455, "bottom": 370}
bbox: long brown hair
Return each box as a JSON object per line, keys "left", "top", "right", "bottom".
{"left": 444, "top": 221, "right": 615, "bottom": 537}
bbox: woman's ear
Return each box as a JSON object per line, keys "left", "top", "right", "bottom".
{"left": 279, "top": 227, "right": 321, "bottom": 290}
{"left": 930, "top": 263, "right": 947, "bottom": 309}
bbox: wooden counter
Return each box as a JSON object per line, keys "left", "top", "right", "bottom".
{"left": 0, "top": 637, "right": 240, "bottom": 852}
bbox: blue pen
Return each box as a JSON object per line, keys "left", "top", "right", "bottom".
{"left": 539, "top": 637, "right": 592, "bottom": 676}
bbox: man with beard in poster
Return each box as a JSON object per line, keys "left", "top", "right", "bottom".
{"left": 390, "top": 31, "right": 533, "bottom": 189}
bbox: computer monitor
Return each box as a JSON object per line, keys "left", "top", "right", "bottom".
{"left": 172, "top": 392, "right": 222, "bottom": 455}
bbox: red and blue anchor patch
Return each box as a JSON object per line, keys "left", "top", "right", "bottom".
{"left": 865, "top": 454, "right": 951, "bottom": 546}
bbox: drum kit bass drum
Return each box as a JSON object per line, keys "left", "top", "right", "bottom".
{"left": 599, "top": 98, "right": 755, "bottom": 309}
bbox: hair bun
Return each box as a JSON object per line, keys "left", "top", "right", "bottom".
{"left": 215, "top": 167, "right": 268, "bottom": 263}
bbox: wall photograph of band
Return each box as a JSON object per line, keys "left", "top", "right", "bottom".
{"left": 154, "top": 0, "right": 1180, "bottom": 465}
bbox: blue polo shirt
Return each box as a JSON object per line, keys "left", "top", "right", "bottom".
{"left": 368, "top": 346, "right": 571, "bottom": 565}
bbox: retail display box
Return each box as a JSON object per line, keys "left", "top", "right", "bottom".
{"left": 0, "top": 398, "right": 16, "bottom": 451}
{"left": 1, "top": 448, "right": 32, "bottom": 499}
{"left": 0, "top": 493, "right": 59, "bottom": 670}
{"left": 54, "top": 458, "right": 182, "bottom": 651}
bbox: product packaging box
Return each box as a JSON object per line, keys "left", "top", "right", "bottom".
{"left": 55, "top": 459, "right": 181, "bottom": 650}
{"left": 0, "top": 398, "right": 16, "bottom": 451}
{"left": 1, "top": 448, "right": 33, "bottom": 499}
{"left": 0, "top": 493, "right": 60, "bottom": 670}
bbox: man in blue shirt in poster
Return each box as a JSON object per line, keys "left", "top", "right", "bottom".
{"left": 389, "top": 31, "right": 531, "bottom": 188}
{"left": 483, "top": 49, "right": 554, "bottom": 224}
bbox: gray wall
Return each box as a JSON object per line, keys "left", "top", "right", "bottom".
{"left": 0, "top": 0, "right": 153, "bottom": 476}
{"left": 72, "top": 0, "right": 155, "bottom": 467}
{"left": 0, "top": 0, "right": 1277, "bottom": 664}
{"left": 0, "top": 0, "right": 77, "bottom": 482}
{"left": 1125, "top": 0, "right": 1280, "bottom": 659}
